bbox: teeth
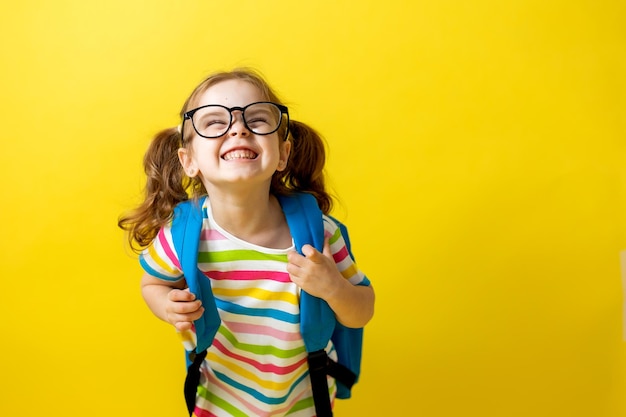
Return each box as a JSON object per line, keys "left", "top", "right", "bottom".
{"left": 223, "top": 150, "right": 257, "bottom": 161}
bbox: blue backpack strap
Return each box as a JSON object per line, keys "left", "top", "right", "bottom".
{"left": 171, "top": 196, "right": 221, "bottom": 415}
{"left": 278, "top": 193, "right": 366, "bottom": 416}
{"left": 277, "top": 193, "right": 338, "bottom": 416}
{"left": 170, "top": 196, "right": 221, "bottom": 353}
{"left": 277, "top": 193, "right": 336, "bottom": 352}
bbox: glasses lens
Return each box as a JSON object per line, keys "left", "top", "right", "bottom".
{"left": 191, "top": 106, "right": 231, "bottom": 138}
{"left": 243, "top": 103, "right": 282, "bottom": 135}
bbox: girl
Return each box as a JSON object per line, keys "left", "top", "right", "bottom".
{"left": 119, "top": 68, "right": 374, "bottom": 417}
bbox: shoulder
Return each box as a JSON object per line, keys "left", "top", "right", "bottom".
{"left": 321, "top": 215, "right": 369, "bottom": 286}
{"left": 322, "top": 214, "right": 347, "bottom": 245}
{"left": 322, "top": 214, "right": 341, "bottom": 232}
{"left": 139, "top": 224, "right": 184, "bottom": 281}
{"left": 321, "top": 214, "right": 350, "bottom": 254}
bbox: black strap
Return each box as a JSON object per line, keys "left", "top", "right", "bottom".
{"left": 307, "top": 349, "right": 358, "bottom": 417}
{"left": 327, "top": 358, "right": 357, "bottom": 390}
{"left": 184, "top": 349, "right": 207, "bottom": 416}
{"left": 308, "top": 350, "right": 334, "bottom": 417}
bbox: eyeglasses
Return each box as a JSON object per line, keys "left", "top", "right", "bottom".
{"left": 182, "top": 101, "right": 289, "bottom": 140}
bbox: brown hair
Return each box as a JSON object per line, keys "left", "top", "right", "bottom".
{"left": 118, "top": 68, "right": 332, "bottom": 252}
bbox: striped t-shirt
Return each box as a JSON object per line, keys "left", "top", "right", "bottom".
{"left": 140, "top": 197, "right": 367, "bottom": 417}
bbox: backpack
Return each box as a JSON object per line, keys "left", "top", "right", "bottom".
{"left": 170, "top": 192, "right": 369, "bottom": 417}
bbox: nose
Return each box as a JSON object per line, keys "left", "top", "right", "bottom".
{"left": 228, "top": 111, "right": 249, "bottom": 137}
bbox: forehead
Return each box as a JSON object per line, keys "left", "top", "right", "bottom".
{"left": 196, "top": 79, "right": 266, "bottom": 108}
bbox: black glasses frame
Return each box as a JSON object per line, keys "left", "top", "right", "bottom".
{"left": 182, "top": 101, "right": 290, "bottom": 141}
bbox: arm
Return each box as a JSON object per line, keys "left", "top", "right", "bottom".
{"left": 286, "top": 239, "right": 375, "bottom": 328}
{"left": 141, "top": 272, "right": 204, "bottom": 332}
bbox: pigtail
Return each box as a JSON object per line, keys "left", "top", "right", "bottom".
{"left": 118, "top": 127, "right": 201, "bottom": 252}
{"left": 272, "top": 120, "right": 333, "bottom": 214}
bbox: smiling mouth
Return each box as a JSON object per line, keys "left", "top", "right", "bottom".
{"left": 222, "top": 149, "right": 258, "bottom": 161}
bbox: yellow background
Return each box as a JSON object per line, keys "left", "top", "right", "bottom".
{"left": 1, "top": 1, "right": 625, "bottom": 416}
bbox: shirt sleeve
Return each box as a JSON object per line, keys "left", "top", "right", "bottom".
{"left": 322, "top": 215, "right": 369, "bottom": 286}
{"left": 139, "top": 225, "right": 184, "bottom": 282}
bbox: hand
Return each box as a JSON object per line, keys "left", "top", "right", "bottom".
{"left": 286, "top": 238, "right": 347, "bottom": 300}
{"left": 164, "top": 288, "right": 204, "bottom": 332}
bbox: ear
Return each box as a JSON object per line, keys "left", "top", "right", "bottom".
{"left": 277, "top": 140, "right": 292, "bottom": 172}
{"left": 177, "top": 147, "right": 198, "bottom": 177}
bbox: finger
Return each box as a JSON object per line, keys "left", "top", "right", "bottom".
{"left": 287, "top": 250, "right": 305, "bottom": 267}
{"left": 169, "top": 288, "right": 197, "bottom": 302}
{"left": 285, "top": 262, "right": 300, "bottom": 278}
{"left": 170, "top": 300, "right": 203, "bottom": 314}
{"left": 169, "top": 308, "right": 205, "bottom": 329}
{"left": 302, "top": 244, "right": 323, "bottom": 262}
{"left": 170, "top": 307, "right": 205, "bottom": 323}
{"left": 175, "top": 321, "right": 193, "bottom": 332}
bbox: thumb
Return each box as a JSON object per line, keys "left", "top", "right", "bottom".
{"left": 301, "top": 244, "right": 318, "bottom": 259}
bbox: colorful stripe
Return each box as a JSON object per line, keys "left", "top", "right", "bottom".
{"left": 215, "top": 298, "right": 300, "bottom": 324}
{"left": 158, "top": 227, "right": 182, "bottom": 270}
{"left": 212, "top": 286, "right": 298, "bottom": 306}
{"left": 198, "top": 249, "right": 288, "bottom": 264}
{"left": 222, "top": 320, "right": 302, "bottom": 342}
{"left": 217, "top": 325, "right": 306, "bottom": 358}
{"left": 139, "top": 256, "right": 180, "bottom": 281}
{"left": 212, "top": 338, "right": 308, "bottom": 374}
{"left": 205, "top": 269, "right": 292, "bottom": 283}
{"left": 146, "top": 243, "right": 180, "bottom": 275}
{"left": 210, "top": 367, "right": 311, "bottom": 405}
{"left": 195, "top": 370, "right": 312, "bottom": 417}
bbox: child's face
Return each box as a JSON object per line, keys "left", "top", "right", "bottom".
{"left": 178, "top": 79, "right": 291, "bottom": 193}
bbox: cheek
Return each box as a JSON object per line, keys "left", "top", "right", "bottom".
{"left": 191, "top": 138, "right": 219, "bottom": 158}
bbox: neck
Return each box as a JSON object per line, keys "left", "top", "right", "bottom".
{"left": 204, "top": 185, "right": 290, "bottom": 248}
